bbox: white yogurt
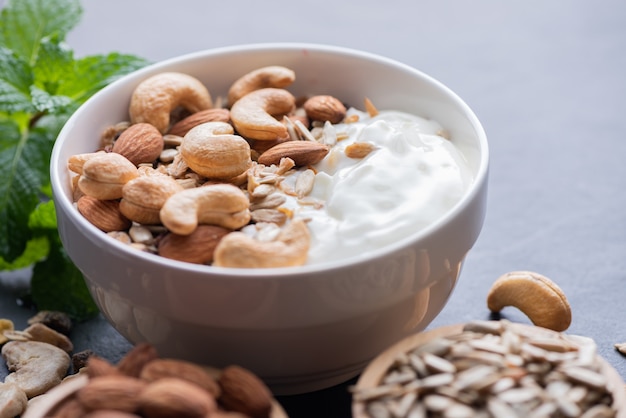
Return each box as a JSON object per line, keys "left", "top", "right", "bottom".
{"left": 284, "top": 109, "right": 474, "bottom": 265}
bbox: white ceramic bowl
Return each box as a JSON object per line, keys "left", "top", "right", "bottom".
{"left": 50, "top": 43, "right": 489, "bottom": 395}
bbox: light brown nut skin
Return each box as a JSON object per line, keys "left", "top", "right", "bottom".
{"left": 180, "top": 121, "right": 252, "bottom": 180}
{"left": 139, "top": 358, "right": 221, "bottom": 398}
{"left": 168, "top": 108, "right": 231, "bottom": 137}
{"left": 157, "top": 225, "right": 230, "bottom": 265}
{"left": 120, "top": 175, "right": 184, "bottom": 225}
{"left": 78, "top": 153, "right": 139, "bottom": 200}
{"left": 218, "top": 365, "right": 273, "bottom": 418}
{"left": 213, "top": 218, "right": 310, "bottom": 268}
{"left": 0, "top": 382, "right": 28, "bottom": 418}
{"left": 230, "top": 88, "right": 295, "bottom": 141}
{"left": 257, "top": 140, "right": 330, "bottom": 167}
{"left": 160, "top": 183, "right": 250, "bottom": 235}
{"left": 303, "top": 95, "right": 347, "bottom": 124}
{"left": 112, "top": 123, "right": 164, "bottom": 166}
{"left": 23, "top": 323, "right": 74, "bottom": 353}
{"left": 2, "top": 341, "right": 70, "bottom": 398}
{"left": 76, "top": 375, "right": 147, "bottom": 412}
{"left": 486, "top": 271, "right": 572, "bottom": 332}
{"left": 227, "top": 65, "right": 296, "bottom": 105}
{"left": 129, "top": 72, "right": 213, "bottom": 133}
{"left": 116, "top": 343, "right": 159, "bottom": 378}
{"left": 138, "top": 377, "right": 217, "bottom": 418}
{"left": 77, "top": 196, "right": 132, "bottom": 233}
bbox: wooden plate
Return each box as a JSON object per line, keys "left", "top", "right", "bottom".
{"left": 24, "top": 372, "right": 288, "bottom": 418}
{"left": 352, "top": 323, "right": 626, "bottom": 418}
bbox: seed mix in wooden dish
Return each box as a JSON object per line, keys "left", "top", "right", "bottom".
{"left": 352, "top": 320, "right": 624, "bottom": 418}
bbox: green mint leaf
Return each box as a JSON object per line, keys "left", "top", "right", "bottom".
{"left": 0, "top": 47, "right": 35, "bottom": 113}
{"left": 0, "top": 118, "right": 55, "bottom": 262}
{"left": 0, "top": 236, "right": 48, "bottom": 270}
{"left": 31, "top": 235, "right": 99, "bottom": 321}
{"left": 63, "top": 53, "right": 151, "bottom": 104}
{"left": 0, "top": 0, "right": 82, "bottom": 64}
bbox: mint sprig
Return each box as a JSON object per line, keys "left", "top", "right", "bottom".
{"left": 0, "top": 0, "right": 150, "bottom": 320}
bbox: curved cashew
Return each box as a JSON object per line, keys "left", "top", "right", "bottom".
{"left": 180, "top": 122, "right": 251, "bottom": 180}
{"left": 129, "top": 72, "right": 213, "bottom": 133}
{"left": 160, "top": 183, "right": 250, "bottom": 235}
{"left": 2, "top": 341, "right": 70, "bottom": 398}
{"left": 230, "top": 88, "right": 295, "bottom": 141}
{"left": 120, "top": 175, "right": 184, "bottom": 225}
{"left": 213, "top": 218, "right": 310, "bottom": 268}
{"left": 486, "top": 271, "right": 572, "bottom": 332}
{"left": 78, "top": 153, "right": 139, "bottom": 200}
{"left": 228, "top": 65, "right": 296, "bottom": 105}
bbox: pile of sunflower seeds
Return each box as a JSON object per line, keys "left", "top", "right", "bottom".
{"left": 353, "top": 320, "right": 617, "bottom": 418}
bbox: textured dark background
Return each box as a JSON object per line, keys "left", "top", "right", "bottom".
{"left": 1, "top": 1, "right": 625, "bottom": 417}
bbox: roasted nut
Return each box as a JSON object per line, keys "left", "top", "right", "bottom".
{"left": 76, "top": 375, "right": 147, "bottom": 412}
{"left": 218, "top": 365, "right": 273, "bottom": 418}
{"left": 77, "top": 153, "right": 139, "bottom": 200}
{"left": 129, "top": 72, "right": 213, "bottom": 133}
{"left": 213, "top": 218, "right": 310, "bottom": 268}
{"left": 23, "top": 323, "right": 74, "bottom": 353}
{"left": 0, "top": 382, "right": 27, "bottom": 418}
{"left": 140, "top": 358, "right": 221, "bottom": 398}
{"left": 227, "top": 65, "right": 296, "bottom": 105}
{"left": 160, "top": 183, "right": 250, "bottom": 235}
{"left": 138, "top": 377, "right": 217, "bottom": 418}
{"left": 487, "top": 271, "right": 572, "bottom": 332}
{"left": 77, "top": 196, "right": 132, "bottom": 233}
{"left": 158, "top": 225, "right": 231, "bottom": 264}
{"left": 120, "top": 175, "right": 184, "bottom": 225}
{"left": 168, "top": 108, "right": 231, "bottom": 137}
{"left": 180, "top": 121, "right": 252, "bottom": 180}
{"left": 230, "top": 88, "right": 295, "bottom": 141}
{"left": 112, "top": 123, "right": 164, "bottom": 166}
{"left": 2, "top": 341, "right": 70, "bottom": 398}
{"left": 27, "top": 310, "right": 72, "bottom": 336}
{"left": 257, "top": 140, "right": 329, "bottom": 167}
{"left": 116, "top": 343, "right": 159, "bottom": 378}
{"left": 303, "top": 95, "right": 347, "bottom": 124}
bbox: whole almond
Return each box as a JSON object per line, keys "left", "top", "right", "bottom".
{"left": 168, "top": 108, "right": 231, "bottom": 137}
{"left": 138, "top": 377, "right": 217, "bottom": 418}
{"left": 157, "top": 225, "right": 231, "bottom": 264}
{"left": 218, "top": 365, "right": 273, "bottom": 418}
{"left": 85, "top": 355, "right": 120, "bottom": 378}
{"left": 257, "top": 141, "right": 329, "bottom": 167}
{"left": 77, "top": 196, "right": 132, "bottom": 233}
{"left": 116, "top": 343, "right": 159, "bottom": 378}
{"left": 76, "top": 375, "right": 147, "bottom": 412}
{"left": 112, "top": 123, "right": 164, "bottom": 165}
{"left": 140, "top": 358, "right": 221, "bottom": 398}
{"left": 303, "top": 95, "right": 347, "bottom": 124}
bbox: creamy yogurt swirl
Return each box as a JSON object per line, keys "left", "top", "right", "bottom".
{"left": 284, "top": 109, "right": 474, "bottom": 265}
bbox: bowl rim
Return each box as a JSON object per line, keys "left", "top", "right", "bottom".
{"left": 50, "top": 42, "right": 489, "bottom": 278}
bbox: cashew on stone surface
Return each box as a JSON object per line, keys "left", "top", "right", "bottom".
{"left": 486, "top": 271, "right": 572, "bottom": 332}
{"left": 129, "top": 72, "right": 213, "bottom": 133}
{"left": 213, "top": 218, "right": 310, "bottom": 268}
{"left": 180, "top": 121, "right": 252, "bottom": 180}
{"left": 227, "top": 65, "right": 296, "bottom": 105}
{"left": 159, "top": 183, "right": 250, "bottom": 235}
{"left": 230, "top": 88, "right": 295, "bottom": 141}
{"left": 1, "top": 341, "right": 70, "bottom": 398}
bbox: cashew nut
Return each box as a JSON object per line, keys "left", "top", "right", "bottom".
{"left": 160, "top": 183, "right": 250, "bottom": 235}
{"left": 213, "top": 218, "right": 310, "bottom": 268}
{"left": 1, "top": 341, "right": 70, "bottom": 398}
{"left": 230, "top": 88, "right": 295, "bottom": 141}
{"left": 77, "top": 152, "right": 139, "bottom": 200}
{"left": 180, "top": 121, "right": 251, "bottom": 180}
{"left": 0, "top": 382, "right": 27, "bottom": 418}
{"left": 129, "top": 72, "right": 213, "bottom": 133}
{"left": 120, "top": 174, "right": 184, "bottom": 225}
{"left": 227, "top": 65, "right": 296, "bottom": 105}
{"left": 486, "top": 271, "right": 572, "bottom": 332}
